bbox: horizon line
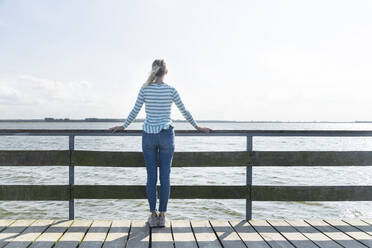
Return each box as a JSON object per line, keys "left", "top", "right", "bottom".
{"left": 0, "top": 118, "right": 371, "bottom": 123}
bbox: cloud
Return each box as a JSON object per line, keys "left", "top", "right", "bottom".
{"left": 0, "top": 84, "right": 21, "bottom": 105}
{"left": 0, "top": 75, "right": 107, "bottom": 118}
{"left": 18, "top": 75, "right": 97, "bottom": 104}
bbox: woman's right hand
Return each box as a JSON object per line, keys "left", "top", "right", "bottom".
{"left": 109, "top": 125, "right": 125, "bottom": 133}
{"left": 196, "top": 126, "right": 213, "bottom": 133}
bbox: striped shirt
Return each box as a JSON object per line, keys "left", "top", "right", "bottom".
{"left": 122, "top": 82, "right": 198, "bottom": 133}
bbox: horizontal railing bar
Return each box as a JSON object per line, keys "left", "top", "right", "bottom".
{"left": 73, "top": 150, "right": 372, "bottom": 167}
{"left": 0, "top": 185, "right": 69, "bottom": 200}
{"left": 0, "top": 185, "right": 247, "bottom": 200}
{"left": 2, "top": 150, "right": 372, "bottom": 167}
{"left": 0, "top": 150, "right": 70, "bottom": 166}
{"left": 2, "top": 129, "right": 372, "bottom": 136}
{"left": 253, "top": 151, "right": 372, "bottom": 166}
{"left": 1, "top": 185, "right": 372, "bottom": 201}
{"left": 72, "top": 150, "right": 251, "bottom": 167}
{"left": 0, "top": 150, "right": 251, "bottom": 167}
{"left": 75, "top": 185, "right": 248, "bottom": 199}
{"left": 252, "top": 185, "right": 372, "bottom": 201}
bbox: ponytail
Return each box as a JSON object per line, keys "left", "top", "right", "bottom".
{"left": 143, "top": 59, "right": 167, "bottom": 87}
{"left": 143, "top": 67, "right": 159, "bottom": 87}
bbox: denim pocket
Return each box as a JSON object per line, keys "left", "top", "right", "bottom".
{"left": 142, "top": 132, "right": 154, "bottom": 150}
{"left": 160, "top": 125, "right": 174, "bottom": 134}
{"left": 159, "top": 127, "right": 175, "bottom": 150}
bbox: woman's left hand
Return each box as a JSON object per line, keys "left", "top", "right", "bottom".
{"left": 109, "top": 125, "right": 125, "bottom": 133}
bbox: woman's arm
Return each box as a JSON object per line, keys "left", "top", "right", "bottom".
{"left": 172, "top": 88, "right": 199, "bottom": 129}
{"left": 122, "top": 86, "right": 145, "bottom": 128}
{"left": 171, "top": 87, "right": 213, "bottom": 133}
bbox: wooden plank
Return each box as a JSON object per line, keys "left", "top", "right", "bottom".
{"left": 343, "top": 219, "right": 372, "bottom": 236}
{"left": 324, "top": 219, "right": 372, "bottom": 247}
{"left": 74, "top": 185, "right": 147, "bottom": 199}
{"left": 0, "top": 184, "right": 247, "bottom": 201}
{"left": 74, "top": 185, "right": 248, "bottom": 199}
{"left": 0, "top": 220, "right": 35, "bottom": 248}
{"left": 171, "top": 220, "right": 198, "bottom": 248}
{"left": 229, "top": 219, "right": 270, "bottom": 248}
{"left": 0, "top": 150, "right": 69, "bottom": 166}
{"left": 0, "top": 185, "right": 69, "bottom": 201}
{"left": 286, "top": 219, "right": 342, "bottom": 248}
{"left": 1, "top": 218, "right": 371, "bottom": 248}
{"left": 73, "top": 150, "right": 250, "bottom": 167}
{"left": 253, "top": 151, "right": 372, "bottom": 166}
{"left": 126, "top": 220, "right": 149, "bottom": 248}
{"left": 362, "top": 219, "right": 372, "bottom": 225}
{"left": 72, "top": 150, "right": 372, "bottom": 167}
{"left": 305, "top": 219, "right": 366, "bottom": 248}
{"left": 252, "top": 185, "right": 372, "bottom": 201}
{"left": 0, "top": 220, "right": 16, "bottom": 232}
{"left": 267, "top": 219, "right": 318, "bottom": 248}
{"left": 170, "top": 185, "right": 248, "bottom": 199}
{"left": 79, "top": 220, "right": 112, "bottom": 248}
{"left": 3, "top": 219, "right": 54, "bottom": 248}
{"left": 190, "top": 220, "right": 222, "bottom": 248}
{"left": 249, "top": 219, "right": 295, "bottom": 248}
{"left": 29, "top": 220, "right": 73, "bottom": 248}
{"left": 54, "top": 219, "right": 92, "bottom": 248}
{"left": 4, "top": 149, "right": 372, "bottom": 167}
{"left": 2, "top": 184, "right": 372, "bottom": 201}
{"left": 102, "top": 220, "right": 130, "bottom": 248}
{"left": 209, "top": 219, "right": 246, "bottom": 248}
{"left": 2, "top": 128, "right": 372, "bottom": 137}
{"left": 151, "top": 219, "right": 173, "bottom": 248}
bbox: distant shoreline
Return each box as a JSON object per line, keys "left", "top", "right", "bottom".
{"left": 0, "top": 118, "right": 370, "bottom": 123}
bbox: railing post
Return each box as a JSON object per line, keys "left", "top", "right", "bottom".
{"left": 246, "top": 135, "right": 253, "bottom": 221}
{"left": 69, "top": 135, "right": 75, "bottom": 220}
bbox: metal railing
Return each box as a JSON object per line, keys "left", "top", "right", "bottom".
{"left": 1, "top": 129, "right": 372, "bottom": 220}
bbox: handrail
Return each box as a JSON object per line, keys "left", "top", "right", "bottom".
{"left": 1, "top": 129, "right": 372, "bottom": 136}
{"left": 1, "top": 129, "right": 372, "bottom": 221}
{"left": 2, "top": 150, "right": 372, "bottom": 167}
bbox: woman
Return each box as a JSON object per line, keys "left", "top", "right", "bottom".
{"left": 109, "top": 59, "right": 212, "bottom": 227}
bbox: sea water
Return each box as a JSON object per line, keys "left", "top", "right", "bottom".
{"left": 1, "top": 121, "right": 372, "bottom": 220}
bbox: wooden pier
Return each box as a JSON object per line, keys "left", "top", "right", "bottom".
{"left": 1, "top": 129, "right": 372, "bottom": 247}
{"left": 1, "top": 218, "right": 372, "bottom": 247}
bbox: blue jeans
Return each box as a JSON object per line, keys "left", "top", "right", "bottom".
{"left": 142, "top": 125, "right": 175, "bottom": 212}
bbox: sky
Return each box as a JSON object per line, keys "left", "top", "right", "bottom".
{"left": 0, "top": 0, "right": 372, "bottom": 121}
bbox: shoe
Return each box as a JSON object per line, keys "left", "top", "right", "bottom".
{"left": 147, "top": 213, "right": 158, "bottom": 228}
{"left": 157, "top": 214, "right": 169, "bottom": 227}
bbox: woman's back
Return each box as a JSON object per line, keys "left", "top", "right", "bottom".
{"left": 122, "top": 82, "right": 198, "bottom": 133}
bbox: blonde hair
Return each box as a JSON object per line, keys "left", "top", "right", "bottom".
{"left": 143, "top": 59, "right": 167, "bottom": 87}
